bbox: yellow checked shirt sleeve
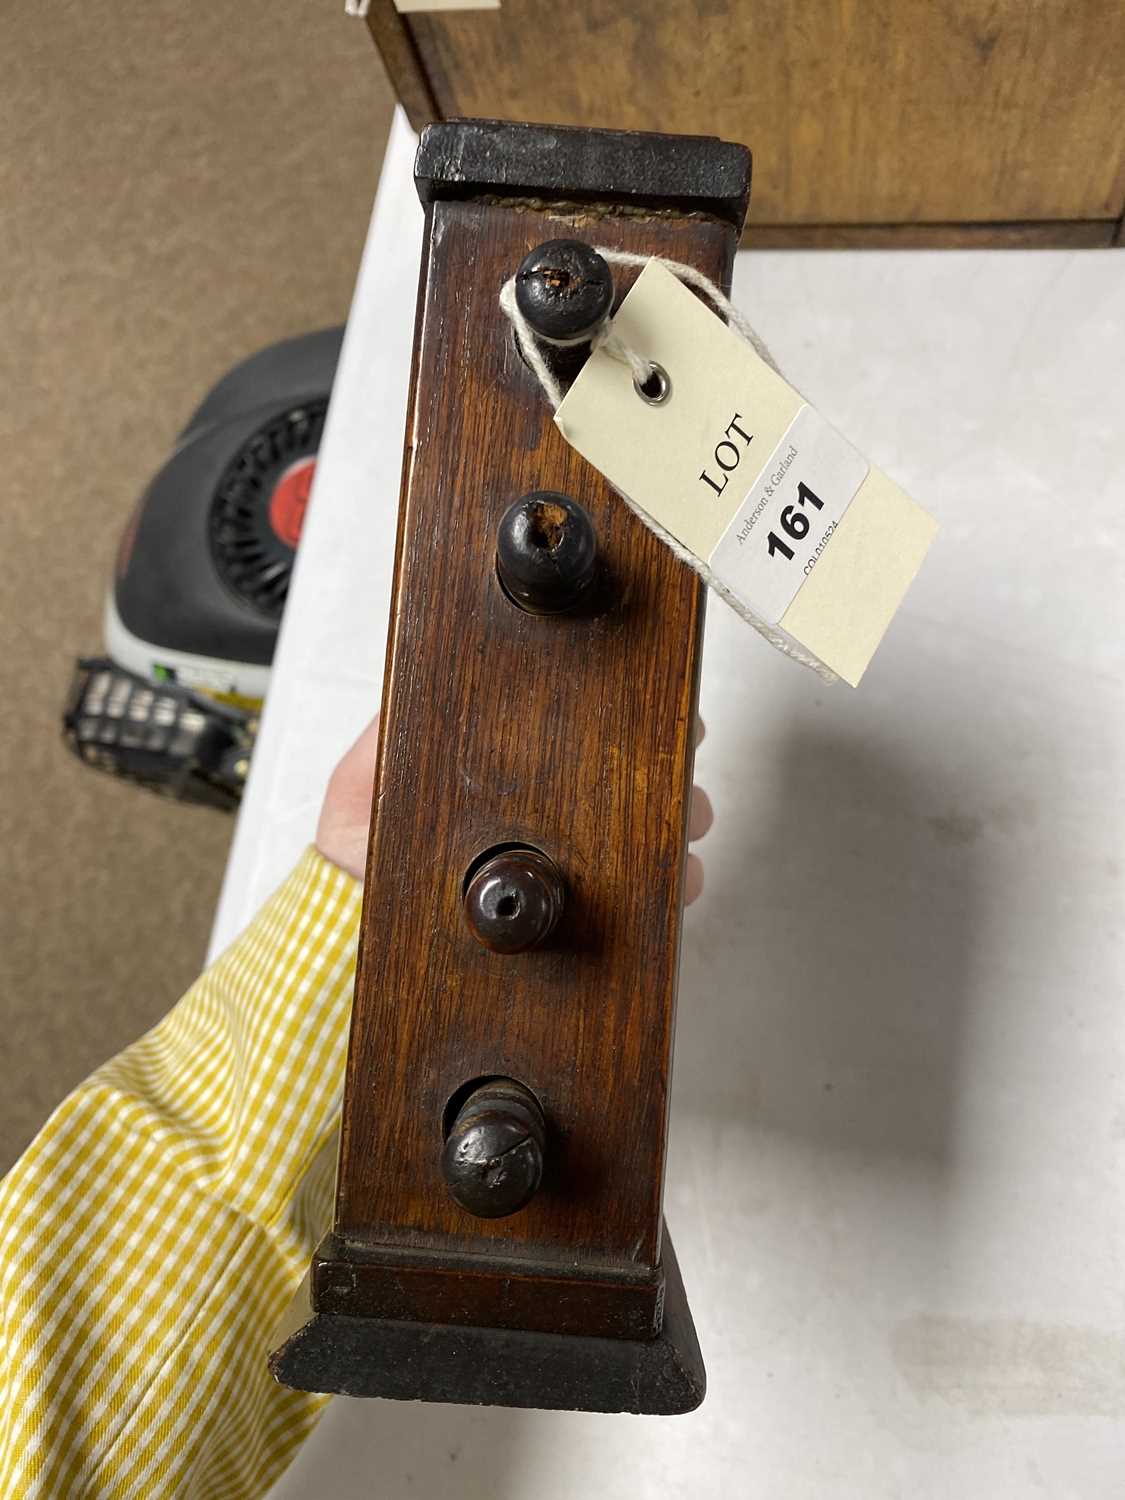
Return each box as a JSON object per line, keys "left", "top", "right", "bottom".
{"left": 0, "top": 847, "right": 362, "bottom": 1500}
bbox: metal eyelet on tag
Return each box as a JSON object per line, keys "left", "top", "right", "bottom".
{"left": 634, "top": 363, "right": 671, "bottom": 406}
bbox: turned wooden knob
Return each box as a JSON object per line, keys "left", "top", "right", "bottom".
{"left": 463, "top": 846, "right": 565, "bottom": 953}
{"left": 496, "top": 492, "right": 598, "bottom": 615}
{"left": 514, "top": 238, "right": 614, "bottom": 343}
{"left": 441, "top": 1079, "right": 546, "bottom": 1218}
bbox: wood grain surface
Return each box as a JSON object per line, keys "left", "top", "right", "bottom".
{"left": 746, "top": 220, "right": 1119, "bottom": 251}
{"left": 362, "top": 1, "right": 438, "bottom": 128}
{"left": 365, "top": 0, "right": 1125, "bottom": 239}
{"left": 331, "top": 194, "right": 736, "bottom": 1327}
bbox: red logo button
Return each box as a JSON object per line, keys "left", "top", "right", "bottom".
{"left": 268, "top": 457, "right": 316, "bottom": 549}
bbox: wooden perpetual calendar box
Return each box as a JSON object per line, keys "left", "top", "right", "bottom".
{"left": 358, "top": 0, "right": 1125, "bottom": 249}
{"left": 269, "top": 116, "right": 750, "bottom": 1414}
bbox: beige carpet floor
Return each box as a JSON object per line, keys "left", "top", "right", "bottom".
{"left": 0, "top": 2, "right": 394, "bottom": 1171}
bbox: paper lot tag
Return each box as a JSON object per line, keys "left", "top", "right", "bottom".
{"left": 554, "top": 261, "right": 937, "bottom": 685}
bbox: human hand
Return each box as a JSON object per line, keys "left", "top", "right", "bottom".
{"left": 684, "top": 717, "right": 712, "bottom": 905}
{"left": 317, "top": 715, "right": 713, "bottom": 901}
{"left": 315, "top": 716, "right": 383, "bottom": 883}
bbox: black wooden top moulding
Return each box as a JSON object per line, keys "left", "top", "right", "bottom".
{"left": 414, "top": 119, "right": 753, "bottom": 230}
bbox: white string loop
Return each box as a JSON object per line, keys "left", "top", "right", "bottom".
{"left": 499, "top": 248, "right": 783, "bottom": 411}
{"left": 498, "top": 250, "right": 836, "bottom": 683}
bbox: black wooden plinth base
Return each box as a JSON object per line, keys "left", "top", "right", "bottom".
{"left": 269, "top": 1235, "right": 704, "bottom": 1415}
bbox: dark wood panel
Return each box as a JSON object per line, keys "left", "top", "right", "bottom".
{"left": 361, "top": 2, "right": 436, "bottom": 129}
{"left": 746, "top": 220, "right": 1118, "bottom": 250}
{"left": 334, "top": 196, "right": 735, "bottom": 1281}
{"left": 369, "top": 0, "right": 1125, "bottom": 231}
{"left": 311, "top": 1234, "right": 661, "bottom": 1338}
{"left": 272, "top": 1231, "right": 705, "bottom": 1411}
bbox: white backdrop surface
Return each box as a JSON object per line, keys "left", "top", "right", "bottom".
{"left": 209, "top": 113, "right": 1125, "bottom": 1500}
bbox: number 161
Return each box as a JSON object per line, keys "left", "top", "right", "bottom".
{"left": 766, "top": 481, "right": 823, "bottom": 561}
